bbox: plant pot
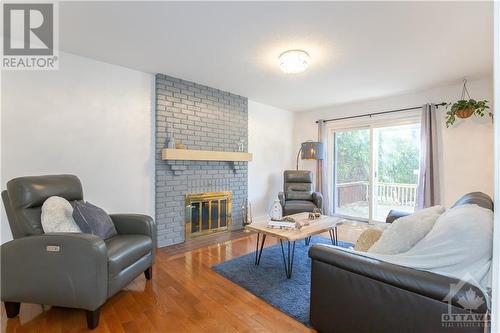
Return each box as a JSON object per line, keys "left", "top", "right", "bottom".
{"left": 456, "top": 107, "right": 474, "bottom": 119}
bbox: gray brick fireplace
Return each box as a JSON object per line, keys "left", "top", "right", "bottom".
{"left": 155, "top": 74, "right": 248, "bottom": 247}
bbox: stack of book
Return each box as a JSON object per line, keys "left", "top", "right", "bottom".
{"left": 267, "top": 212, "right": 318, "bottom": 230}
{"left": 267, "top": 220, "right": 297, "bottom": 229}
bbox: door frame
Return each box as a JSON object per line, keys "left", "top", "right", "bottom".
{"left": 326, "top": 110, "right": 421, "bottom": 223}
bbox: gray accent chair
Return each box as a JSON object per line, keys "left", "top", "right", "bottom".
{"left": 278, "top": 170, "right": 323, "bottom": 216}
{"left": 1, "top": 175, "right": 156, "bottom": 329}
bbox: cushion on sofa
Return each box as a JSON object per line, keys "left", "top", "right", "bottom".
{"left": 72, "top": 201, "right": 117, "bottom": 239}
{"left": 41, "top": 196, "right": 82, "bottom": 233}
{"left": 105, "top": 235, "right": 153, "bottom": 277}
{"left": 354, "top": 228, "right": 383, "bottom": 252}
{"left": 368, "top": 205, "right": 445, "bottom": 254}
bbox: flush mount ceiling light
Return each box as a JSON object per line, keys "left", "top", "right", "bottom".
{"left": 279, "top": 49, "right": 310, "bottom": 74}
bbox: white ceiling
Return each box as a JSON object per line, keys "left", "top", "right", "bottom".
{"left": 60, "top": 1, "right": 493, "bottom": 112}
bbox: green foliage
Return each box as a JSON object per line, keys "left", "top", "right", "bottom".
{"left": 377, "top": 133, "right": 419, "bottom": 184}
{"left": 336, "top": 127, "right": 420, "bottom": 185}
{"left": 335, "top": 130, "right": 369, "bottom": 183}
{"left": 445, "top": 99, "right": 489, "bottom": 128}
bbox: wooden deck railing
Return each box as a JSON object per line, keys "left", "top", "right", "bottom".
{"left": 336, "top": 181, "right": 417, "bottom": 207}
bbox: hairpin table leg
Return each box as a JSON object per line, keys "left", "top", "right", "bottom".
{"left": 279, "top": 239, "right": 296, "bottom": 279}
{"left": 329, "top": 229, "right": 335, "bottom": 245}
{"left": 254, "top": 233, "right": 266, "bottom": 265}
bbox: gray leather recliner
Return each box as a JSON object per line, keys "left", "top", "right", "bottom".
{"left": 278, "top": 170, "right": 323, "bottom": 216}
{"left": 1, "top": 175, "right": 156, "bottom": 329}
{"left": 308, "top": 192, "right": 493, "bottom": 333}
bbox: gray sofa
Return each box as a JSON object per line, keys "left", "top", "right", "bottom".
{"left": 1, "top": 175, "right": 156, "bottom": 329}
{"left": 308, "top": 192, "right": 493, "bottom": 333}
{"left": 279, "top": 170, "right": 323, "bottom": 215}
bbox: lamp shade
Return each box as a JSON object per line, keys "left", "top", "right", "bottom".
{"left": 301, "top": 141, "right": 324, "bottom": 160}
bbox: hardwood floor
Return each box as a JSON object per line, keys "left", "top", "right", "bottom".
{"left": 1, "top": 225, "right": 366, "bottom": 333}
{"left": 161, "top": 229, "right": 251, "bottom": 256}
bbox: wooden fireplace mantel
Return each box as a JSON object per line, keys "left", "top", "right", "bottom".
{"left": 161, "top": 149, "right": 253, "bottom": 162}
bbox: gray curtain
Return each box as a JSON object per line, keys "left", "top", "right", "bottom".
{"left": 317, "top": 120, "right": 331, "bottom": 215}
{"left": 416, "top": 104, "right": 441, "bottom": 209}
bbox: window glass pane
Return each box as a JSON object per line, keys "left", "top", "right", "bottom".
{"left": 334, "top": 128, "right": 370, "bottom": 219}
{"left": 191, "top": 202, "right": 200, "bottom": 233}
{"left": 211, "top": 201, "right": 219, "bottom": 229}
{"left": 373, "top": 123, "right": 420, "bottom": 221}
{"left": 220, "top": 199, "right": 227, "bottom": 227}
{"left": 201, "top": 201, "right": 209, "bottom": 231}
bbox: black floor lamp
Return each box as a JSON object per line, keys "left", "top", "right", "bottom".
{"left": 296, "top": 141, "right": 324, "bottom": 170}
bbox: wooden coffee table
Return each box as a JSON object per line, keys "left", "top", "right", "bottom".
{"left": 245, "top": 213, "right": 343, "bottom": 278}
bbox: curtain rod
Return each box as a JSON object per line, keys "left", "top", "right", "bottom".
{"left": 315, "top": 102, "right": 447, "bottom": 124}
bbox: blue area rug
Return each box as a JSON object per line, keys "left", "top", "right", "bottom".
{"left": 212, "top": 236, "right": 353, "bottom": 326}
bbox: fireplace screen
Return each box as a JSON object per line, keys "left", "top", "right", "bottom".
{"left": 185, "top": 191, "right": 232, "bottom": 239}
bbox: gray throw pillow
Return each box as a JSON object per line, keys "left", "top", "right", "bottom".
{"left": 72, "top": 201, "right": 117, "bottom": 239}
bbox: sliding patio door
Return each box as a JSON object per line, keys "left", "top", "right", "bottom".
{"left": 332, "top": 121, "right": 420, "bottom": 222}
{"left": 333, "top": 128, "right": 371, "bottom": 220}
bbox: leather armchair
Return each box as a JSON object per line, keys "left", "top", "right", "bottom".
{"left": 1, "top": 175, "right": 156, "bottom": 329}
{"left": 308, "top": 192, "right": 493, "bottom": 333}
{"left": 278, "top": 170, "right": 323, "bottom": 216}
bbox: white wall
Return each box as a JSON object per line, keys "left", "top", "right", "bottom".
{"left": 248, "top": 101, "right": 295, "bottom": 219}
{"left": 491, "top": 2, "right": 499, "bottom": 332}
{"left": 0, "top": 52, "right": 296, "bottom": 242}
{"left": 294, "top": 75, "right": 495, "bottom": 208}
{"left": 1, "top": 52, "right": 154, "bottom": 243}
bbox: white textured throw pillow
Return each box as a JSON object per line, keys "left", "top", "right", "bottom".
{"left": 368, "top": 205, "right": 445, "bottom": 255}
{"left": 41, "top": 196, "right": 82, "bottom": 233}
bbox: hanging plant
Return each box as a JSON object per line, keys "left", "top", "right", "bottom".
{"left": 445, "top": 79, "right": 490, "bottom": 128}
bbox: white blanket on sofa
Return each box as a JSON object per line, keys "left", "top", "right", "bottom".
{"left": 345, "top": 204, "right": 494, "bottom": 305}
